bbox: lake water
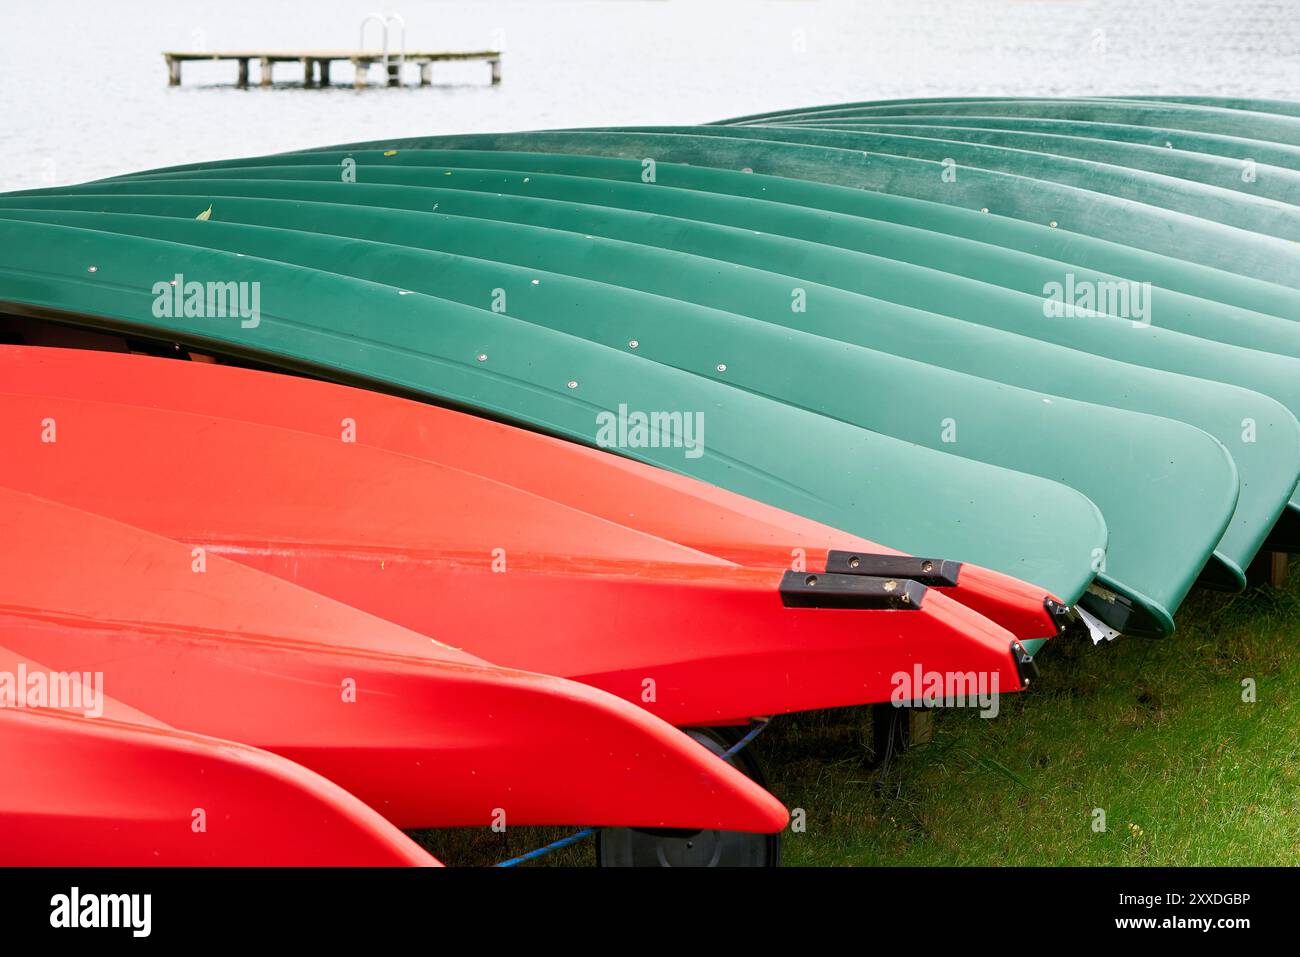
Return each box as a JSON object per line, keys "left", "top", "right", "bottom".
{"left": 0, "top": 0, "right": 1296, "bottom": 190}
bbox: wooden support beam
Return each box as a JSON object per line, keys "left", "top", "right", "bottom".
{"left": 908, "top": 709, "right": 934, "bottom": 746}
{"left": 419, "top": 61, "right": 432, "bottom": 85}
{"left": 490, "top": 57, "right": 501, "bottom": 85}
{"left": 166, "top": 56, "right": 181, "bottom": 86}
{"left": 1270, "top": 551, "right": 1290, "bottom": 589}
{"left": 352, "top": 58, "right": 368, "bottom": 89}
{"left": 301, "top": 57, "right": 315, "bottom": 88}
{"left": 1247, "top": 549, "right": 1293, "bottom": 589}
{"left": 260, "top": 57, "right": 273, "bottom": 87}
{"left": 386, "top": 61, "right": 401, "bottom": 87}
{"left": 236, "top": 58, "right": 249, "bottom": 89}
{"left": 318, "top": 59, "right": 331, "bottom": 86}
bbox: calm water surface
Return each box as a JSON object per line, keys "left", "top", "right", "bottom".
{"left": 0, "top": 0, "right": 1296, "bottom": 189}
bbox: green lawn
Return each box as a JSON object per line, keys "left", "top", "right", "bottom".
{"left": 415, "top": 560, "right": 1300, "bottom": 866}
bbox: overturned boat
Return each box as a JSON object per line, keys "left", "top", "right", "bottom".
{"left": 0, "top": 346, "right": 1042, "bottom": 727}
{"left": 1, "top": 96, "right": 1296, "bottom": 639}
{"left": 0, "top": 652, "right": 440, "bottom": 866}
{"left": 1, "top": 94, "right": 1297, "bottom": 867}
{"left": 0, "top": 488, "right": 789, "bottom": 842}
{"left": 0, "top": 344, "right": 1068, "bottom": 646}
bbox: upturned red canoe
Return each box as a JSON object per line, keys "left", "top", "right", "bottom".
{"left": 0, "top": 488, "right": 787, "bottom": 833}
{"left": 0, "top": 375, "right": 1036, "bottom": 726}
{"left": 0, "top": 645, "right": 439, "bottom": 866}
{"left": 0, "top": 345, "right": 1064, "bottom": 646}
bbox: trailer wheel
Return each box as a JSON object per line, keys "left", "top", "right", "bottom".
{"left": 596, "top": 726, "right": 780, "bottom": 867}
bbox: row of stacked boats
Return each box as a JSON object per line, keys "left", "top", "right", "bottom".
{"left": 0, "top": 95, "right": 1296, "bottom": 865}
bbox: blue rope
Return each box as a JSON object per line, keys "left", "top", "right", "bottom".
{"left": 492, "top": 719, "right": 771, "bottom": 867}
{"left": 494, "top": 827, "right": 595, "bottom": 868}
{"left": 718, "top": 717, "right": 769, "bottom": 760}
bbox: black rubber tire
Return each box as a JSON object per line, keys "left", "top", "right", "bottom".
{"left": 595, "top": 726, "right": 781, "bottom": 867}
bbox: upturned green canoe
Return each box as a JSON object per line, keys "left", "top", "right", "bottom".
{"left": 717, "top": 117, "right": 1300, "bottom": 176}
{"left": 63, "top": 139, "right": 1298, "bottom": 555}
{"left": 693, "top": 123, "right": 1300, "bottom": 205}
{"left": 253, "top": 126, "right": 1299, "bottom": 524}
{"left": 284, "top": 128, "right": 1300, "bottom": 288}
{"left": 85, "top": 153, "right": 1300, "bottom": 356}
{"left": 719, "top": 97, "right": 1300, "bottom": 145}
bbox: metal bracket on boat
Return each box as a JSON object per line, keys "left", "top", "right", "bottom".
{"left": 1043, "top": 597, "right": 1078, "bottom": 636}
{"left": 824, "top": 550, "right": 961, "bottom": 587}
{"left": 1010, "top": 640, "right": 1039, "bottom": 689}
{"left": 779, "top": 571, "right": 926, "bottom": 610}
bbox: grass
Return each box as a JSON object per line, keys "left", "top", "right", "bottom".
{"left": 414, "top": 560, "right": 1300, "bottom": 866}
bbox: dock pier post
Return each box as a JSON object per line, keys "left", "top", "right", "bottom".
{"left": 162, "top": 49, "right": 501, "bottom": 89}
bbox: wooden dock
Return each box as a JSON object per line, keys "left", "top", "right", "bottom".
{"left": 162, "top": 50, "right": 502, "bottom": 89}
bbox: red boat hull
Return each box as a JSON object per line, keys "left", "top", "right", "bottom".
{"left": 0, "top": 385, "right": 1031, "bottom": 725}
{"left": 0, "top": 489, "right": 788, "bottom": 833}
{"left": 0, "top": 698, "right": 440, "bottom": 865}
{"left": 0, "top": 345, "right": 1063, "bottom": 641}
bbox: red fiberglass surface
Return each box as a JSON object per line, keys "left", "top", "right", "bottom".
{"left": 0, "top": 646, "right": 439, "bottom": 865}
{"left": 0, "top": 345, "right": 1060, "bottom": 642}
{"left": 0, "top": 384, "right": 1029, "bottom": 726}
{"left": 0, "top": 489, "right": 788, "bottom": 833}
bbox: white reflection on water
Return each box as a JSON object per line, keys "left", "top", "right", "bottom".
{"left": 0, "top": 0, "right": 1296, "bottom": 189}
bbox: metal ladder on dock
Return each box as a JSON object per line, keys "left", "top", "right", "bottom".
{"left": 359, "top": 13, "right": 407, "bottom": 87}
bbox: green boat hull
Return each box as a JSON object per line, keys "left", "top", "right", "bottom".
{"left": 718, "top": 97, "right": 1300, "bottom": 146}
{"left": 41, "top": 145, "right": 1295, "bottom": 567}
{"left": 86, "top": 148, "right": 1300, "bottom": 358}
{"left": 707, "top": 122, "right": 1300, "bottom": 205}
